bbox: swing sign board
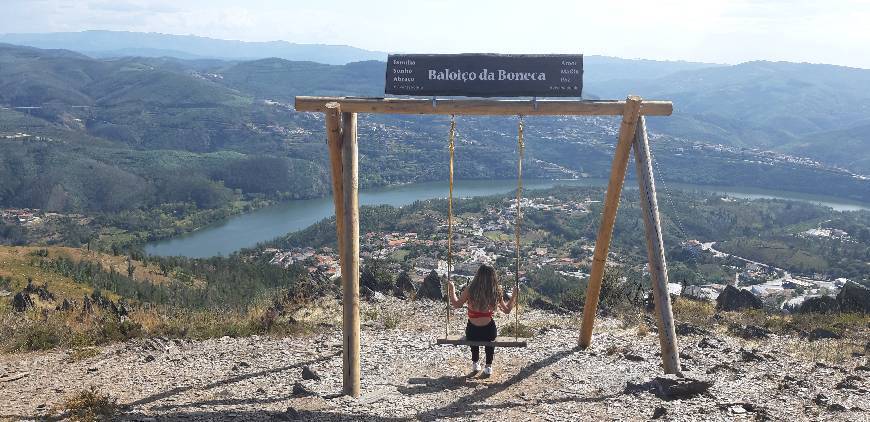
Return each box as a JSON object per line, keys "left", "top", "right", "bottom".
{"left": 385, "top": 54, "right": 583, "bottom": 97}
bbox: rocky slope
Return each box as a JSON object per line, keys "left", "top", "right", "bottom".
{"left": 0, "top": 298, "right": 867, "bottom": 421}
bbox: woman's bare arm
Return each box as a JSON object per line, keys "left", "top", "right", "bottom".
{"left": 447, "top": 281, "right": 468, "bottom": 308}
{"left": 499, "top": 289, "right": 518, "bottom": 314}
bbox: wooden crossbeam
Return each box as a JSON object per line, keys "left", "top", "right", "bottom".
{"left": 436, "top": 335, "right": 528, "bottom": 348}
{"left": 295, "top": 96, "right": 672, "bottom": 116}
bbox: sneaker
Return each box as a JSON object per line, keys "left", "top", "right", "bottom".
{"left": 472, "top": 362, "right": 481, "bottom": 372}
{"left": 483, "top": 365, "right": 493, "bottom": 376}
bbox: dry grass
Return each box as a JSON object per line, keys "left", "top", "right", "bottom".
{"left": 0, "top": 297, "right": 330, "bottom": 353}
{"left": 636, "top": 323, "right": 650, "bottom": 337}
{"left": 68, "top": 347, "right": 100, "bottom": 362}
{"left": 499, "top": 320, "right": 534, "bottom": 338}
{"left": 671, "top": 297, "right": 716, "bottom": 327}
{"left": 781, "top": 336, "right": 867, "bottom": 365}
{"left": 59, "top": 386, "right": 118, "bottom": 421}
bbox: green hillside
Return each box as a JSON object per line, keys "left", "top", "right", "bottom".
{"left": 0, "top": 42, "right": 868, "bottom": 252}
{"left": 596, "top": 61, "right": 870, "bottom": 156}
{"left": 784, "top": 123, "right": 870, "bottom": 173}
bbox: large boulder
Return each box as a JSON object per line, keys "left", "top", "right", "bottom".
{"left": 837, "top": 282, "right": 870, "bottom": 314}
{"left": 715, "top": 285, "right": 762, "bottom": 311}
{"left": 417, "top": 270, "right": 444, "bottom": 300}
{"left": 393, "top": 271, "right": 415, "bottom": 298}
{"left": 11, "top": 292, "right": 33, "bottom": 312}
{"left": 798, "top": 295, "right": 840, "bottom": 314}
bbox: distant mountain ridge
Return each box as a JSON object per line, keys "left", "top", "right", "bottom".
{"left": 0, "top": 30, "right": 720, "bottom": 76}
{"left": 0, "top": 30, "right": 388, "bottom": 65}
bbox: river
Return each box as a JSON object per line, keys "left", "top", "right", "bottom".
{"left": 145, "top": 179, "right": 870, "bottom": 258}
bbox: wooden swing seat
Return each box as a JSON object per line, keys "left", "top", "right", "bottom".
{"left": 436, "top": 335, "right": 528, "bottom": 348}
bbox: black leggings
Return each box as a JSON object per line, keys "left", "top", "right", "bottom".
{"left": 465, "top": 320, "right": 497, "bottom": 365}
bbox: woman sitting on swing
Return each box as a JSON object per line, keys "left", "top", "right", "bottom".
{"left": 446, "top": 264, "right": 518, "bottom": 375}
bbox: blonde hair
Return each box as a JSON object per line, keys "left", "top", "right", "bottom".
{"left": 468, "top": 264, "right": 502, "bottom": 311}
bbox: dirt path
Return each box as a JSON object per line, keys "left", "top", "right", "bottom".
{"left": 0, "top": 299, "right": 867, "bottom": 421}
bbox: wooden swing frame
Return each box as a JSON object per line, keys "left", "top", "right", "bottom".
{"left": 295, "top": 95, "right": 681, "bottom": 398}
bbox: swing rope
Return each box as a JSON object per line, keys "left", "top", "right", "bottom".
{"left": 446, "top": 114, "right": 456, "bottom": 338}
{"left": 514, "top": 116, "right": 524, "bottom": 341}
{"left": 440, "top": 114, "right": 527, "bottom": 346}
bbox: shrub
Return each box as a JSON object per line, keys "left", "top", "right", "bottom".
{"left": 61, "top": 387, "right": 118, "bottom": 421}
{"left": 499, "top": 320, "right": 534, "bottom": 338}
{"left": 559, "top": 287, "right": 586, "bottom": 312}
{"left": 15, "top": 321, "right": 64, "bottom": 351}
{"left": 672, "top": 297, "right": 716, "bottom": 327}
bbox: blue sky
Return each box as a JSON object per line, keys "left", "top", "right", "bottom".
{"left": 3, "top": 0, "right": 869, "bottom": 68}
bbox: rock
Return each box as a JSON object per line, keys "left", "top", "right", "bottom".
{"left": 729, "top": 324, "right": 771, "bottom": 340}
{"left": 301, "top": 365, "right": 321, "bottom": 381}
{"left": 81, "top": 295, "right": 93, "bottom": 314}
{"left": 23, "top": 281, "right": 55, "bottom": 301}
{"left": 729, "top": 404, "right": 747, "bottom": 414}
{"left": 835, "top": 375, "right": 864, "bottom": 391}
{"left": 706, "top": 363, "right": 737, "bottom": 375}
{"left": 698, "top": 337, "right": 724, "bottom": 349}
{"left": 836, "top": 282, "right": 870, "bottom": 313}
{"left": 292, "top": 382, "right": 316, "bottom": 397}
{"left": 717, "top": 402, "right": 764, "bottom": 417}
{"left": 11, "top": 292, "right": 33, "bottom": 312}
{"left": 675, "top": 322, "right": 710, "bottom": 336}
{"left": 284, "top": 407, "right": 300, "bottom": 419}
{"left": 416, "top": 270, "right": 444, "bottom": 300}
{"left": 0, "top": 372, "right": 30, "bottom": 383}
{"left": 360, "top": 286, "right": 376, "bottom": 301}
{"left": 716, "top": 285, "right": 762, "bottom": 311}
{"left": 55, "top": 298, "right": 74, "bottom": 311}
{"left": 799, "top": 295, "right": 840, "bottom": 314}
{"left": 623, "top": 353, "right": 646, "bottom": 362}
{"left": 652, "top": 374, "right": 712, "bottom": 400}
{"left": 625, "top": 374, "right": 712, "bottom": 400}
{"left": 828, "top": 403, "right": 847, "bottom": 412}
{"left": 806, "top": 328, "right": 841, "bottom": 341}
{"left": 778, "top": 375, "right": 807, "bottom": 391}
{"left": 652, "top": 406, "right": 667, "bottom": 419}
{"left": 815, "top": 393, "right": 848, "bottom": 412}
{"left": 740, "top": 349, "right": 767, "bottom": 362}
{"left": 394, "top": 271, "right": 414, "bottom": 298}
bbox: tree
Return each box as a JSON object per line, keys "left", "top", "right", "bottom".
{"left": 360, "top": 259, "right": 394, "bottom": 293}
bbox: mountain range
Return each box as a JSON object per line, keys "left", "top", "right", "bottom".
{"left": 0, "top": 33, "right": 867, "bottom": 218}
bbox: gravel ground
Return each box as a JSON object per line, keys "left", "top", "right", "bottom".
{"left": 0, "top": 297, "right": 867, "bottom": 421}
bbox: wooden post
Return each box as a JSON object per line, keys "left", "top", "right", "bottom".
{"left": 632, "top": 116, "right": 681, "bottom": 374}
{"left": 340, "top": 112, "right": 361, "bottom": 397}
{"left": 579, "top": 96, "right": 642, "bottom": 348}
{"left": 325, "top": 103, "right": 345, "bottom": 260}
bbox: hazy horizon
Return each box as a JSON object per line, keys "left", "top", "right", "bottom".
{"left": 2, "top": 0, "right": 869, "bottom": 69}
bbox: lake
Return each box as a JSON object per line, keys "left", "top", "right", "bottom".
{"left": 145, "top": 179, "right": 870, "bottom": 258}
